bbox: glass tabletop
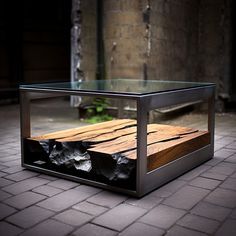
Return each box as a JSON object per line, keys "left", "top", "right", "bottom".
{"left": 20, "top": 79, "right": 215, "bottom": 96}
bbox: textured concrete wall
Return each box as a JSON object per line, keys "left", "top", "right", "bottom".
{"left": 78, "top": 0, "right": 200, "bottom": 81}
{"left": 147, "top": 0, "right": 199, "bottom": 82}
{"left": 76, "top": 0, "right": 233, "bottom": 104}
{"left": 103, "top": 0, "right": 146, "bottom": 80}
{"left": 103, "top": 0, "right": 200, "bottom": 81}
{"left": 198, "top": 0, "right": 232, "bottom": 100}
{"left": 80, "top": 0, "right": 97, "bottom": 81}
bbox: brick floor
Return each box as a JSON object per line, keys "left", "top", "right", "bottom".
{"left": 72, "top": 223, "right": 117, "bottom": 236}
{"left": 118, "top": 222, "right": 165, "bottom": 236}
{"left": 93, "top": 204, "right": 147, "bottom": 231}
{"left": 0, "top": 102, "right": 236, "bottom": 235}
{"left": 177, "top": 214, "right": 220, "bottom": 234}
{"left": 163, "top": 185, "right": 210, "bottom": 210}
{"left": 190, "top": 201, "right": 231, "bottom": 222}
{"left": 139, "top": 204, "right": 186, "bottom": 229}
{"left": 6, "top": 206, "right": 54, "bottom": 228}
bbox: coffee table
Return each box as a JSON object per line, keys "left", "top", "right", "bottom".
{"left": 20, "top": 79, "right": 215, "bottom": 197}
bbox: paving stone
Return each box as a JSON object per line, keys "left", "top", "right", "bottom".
{"left": 226, "top": 142, "right": 236, "bottom": 149}
{"left": 231, "top": 172, "right": 236, "bottom": 178}
{"left": 73, "top": 201, "right": 108, "bottom": 216}
{"left": 47, "top": 179, "right": 79, "bottom": 190}
{"left": 0, "top": 189, "right": 12, "bottom": 201}
{"left": 177, "top": 214, "right": 220, "bottom": 234}
{"left": 2, "top": 149, "right": 18, "bottom": 155}
{"left": 209, "top": 162, "right": 236, "bottom": 176}
{"left": 205, "top": 157, "right": 223, "bottom": 166}
{"left": 19, "top": 219, "right": 73, "bottom": 236}
{"left": 0, "top": 155, "right": 19, "bottom": 163}
{"left": 0, "top": 171, "right": 7, "bottom": 177}
{"left": 1, "top": 166, "right": 23, "bottom": 174}
{"left": 53, "top": 209, "right": 92, "bottom": 226}
{"left": 189, "top": 177, "right": 221, "bottom": 190}
{"left": 216, "top": 137, "right": 236, "bottom": 146}
{"left": 178, "top": 165, "right": 210, "bottom": 181}
{"left": 4, "top": 191, "right": 46, "bottom": 209}
{"left": 215, "top": 219, "right": 236, "bottom": 236}
{"left": 32, "top": 185, "right": 63, "bottom": 197}
{"left": 191, "top": 201, "right": 231, "bottom": 221}
{"left": 225, "top": 154, "right": 236, "bottom": 163}
{"left": 150, "top": 180, "right": 186, "bottom": 198}
{"left": 0, "top": 203, "right": 17, "bottom": 220}
{"left": 0, "top": 221, "right": 23, "bottom": 236}
{"left": 220, "top": 178, "right": 236, "bottom": 191}
{"left": 37, "top": 188, "right": 93, "bottom": 211}
{"left": 38, "top": 174, "right": 58, "bottom": 181}
{"left": 214, "top": 148, "right": 235, "bottom": 159}
{"left": 215, "top": 135, "right": 224, "bottom": 141}
{"left": 200, "top": 171, "right": 228, "bottom": 181}
{"left": 2, "top": 177, "right": 50, "bottom": 195}
{"left": 163, "top": 186, "right": 210, "bottom": 210}
{"left": 3, "top": 159, "right": 21, "bottom": 167}
{"left": 139, "top": 204, "right": 186, "bottom": 229}
{"left": 126, "top": 194, "right": 162, "bottom": 210}
{"left": 0, "top": 177, "right": 14, "bottom": 187}
{"left": 72, "top": 223, "right": 117, "bottom": 236}
{"left": 6, "top": 206, "right": 54, "bottom": 228}
{"left": 93, "top": 204, "right": 147, "bottom": 231}
{"left": 0, "top": 164, "right": 7, "bottom": 170}
{"left": 166, "top": 225, "right": 208, "bottom": 236}
{"left": 87, "top": 191, "right": 127, "bottom": 208}
{"left": 118, "top": 222, "right": 165, "bottom": 236}
{"left": 205, "top": 188, "right": 236, "bottom": 208}
{"left": 214, "top": 143, "right": 228, "bottom": 151}
{"left": 74, "top": 184, "right": 102, "bottom": 195}
{"left": 230, "top": 209, "right": 236, "bottom": 219}
{"left": 4, "top": 170, "right": 38, "bottom": 182}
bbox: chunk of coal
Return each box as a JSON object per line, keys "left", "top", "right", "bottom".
{"left": 89, "top": 151, "right": 135, "bottom": 181}
{"left": 49, "top": 142, "right": 92, "bottom": 172}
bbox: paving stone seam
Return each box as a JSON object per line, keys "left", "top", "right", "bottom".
{"left": 175, "top": 223, "right": 212, "bottom": 235}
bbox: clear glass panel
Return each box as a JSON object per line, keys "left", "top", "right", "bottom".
{"left": 146, "top": 100, "right": 209, "bottom": 173}
{"left": 20, "top": 79, "right": 214, "bottom": 95}
{"left": 26, "top": 95, "right": 137, "bottom": 190}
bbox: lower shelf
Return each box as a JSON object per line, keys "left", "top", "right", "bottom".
{"left": 23, "top": 119, "right": 210, "bottom": 191}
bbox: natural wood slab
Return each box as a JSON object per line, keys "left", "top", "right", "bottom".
{"left": 27, "top": 119, "right": 209, "bottom": 180}
{"left": 123, "top": 131, "right": 210, "bottom": 171}
{"left": 88, "top": 133, "right": 180, "bottom": 154}
{"left": 30, "top": 119, "right": 136, "bottom": 141}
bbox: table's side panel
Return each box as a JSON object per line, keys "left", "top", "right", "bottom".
{"left": 208, "top": 89, "right": 215, "bottom": 155}
{"left": 136, "top": 97, "right": 148, "bottom": 195}
{"left": 20, "top": 90, "right": 31, "bottom": 166}
{"left": 20, "top": 88, "right": 141, "bottom": 196}
{"left": 137, "top": 85, "right": 215, "bottom": 197}
{"left": 143, "top": 145, "right": 213, "bottom": 194}
{"left": 147, "top": 86, "right": 215, "bottom": 110}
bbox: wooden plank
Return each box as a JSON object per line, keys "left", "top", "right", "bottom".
{"left": 30, "top": 119, "right": 136, "bottom": 141}
{"left": 124, "top": 131, "right": 209, "bottom": 159}
{"left": 82, "top": 126, "right": 137, "bottom": 143}
{"left": 147, "top": 131, "right": 210, "bottom": 171}
{"left": 58, "top": 125, "right": 137, "bottom": 143}
{"left": 147, "top": 124, "right": 198, "bottom": 135}
{"left": 25, "top": 119, "right": 210, "bottom": 183}
{"left": 123, "top": 131, "right": 210, "bottom": 171}
{"left": 88, "top": 133, "right": 180, "bottom": 154}
{"left": 89, "top": 133, "right": 137, "bottom": 149}
{"left": 87, "top": 123, "right": 197, "bottom": 153}
{"left": 83, "top": 123, "right": 168, "bottom": 144}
